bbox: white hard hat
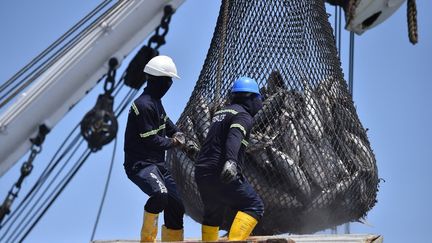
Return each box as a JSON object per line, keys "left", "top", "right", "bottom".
{"left": 144, "top": 55, "right": 180, "bottom": 79}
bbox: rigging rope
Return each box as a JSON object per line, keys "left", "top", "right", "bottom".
{"left": 0, "top": 60, "right": 125, "bottom": 234}
{"left": 348, "top": 32, "right": 355, "bottom": 95}
{"left": 0, "top": 0, "right": 119, "bottom": 109}
{"left": 0, "top": 75, "right": 135, "bottom": 243}
{"left": 0, "top": 1, "right": 171, "bottom": 240}
{"left": 90, "top": 137, "right": 117, "bottom": 241}
{"left": 407, "top": 0, "right": 418, "bottom": 44}
{"left": 0, "top": 124, "right": 81, "bottom": 232}
{"left": 215, "top": 0, "right": 229, "bottom": 111}
{"left": 17, "top": 149, "right": 92, "bottom": 243}
{"left": 331, "top": 5, "right": 350, "bottom": 235}
{"left": 334, "top": 5, "right": 342, "bottom": 56}
{"left": 1, "top": 138, "right": 87, "bottom": 243}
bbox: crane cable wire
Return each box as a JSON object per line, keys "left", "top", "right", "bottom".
{"left": 331, "top": 4, "right": 355, "bottom": 234}
{"left": 17, "top": 149, "right": 93, "bottom": 243}
{"left": 0, "top": 0, "right": 119, "bottom": 109}
{"left": 0, "top": 129, "right": 82, "bottom": 234}
{"left": 1, "top": 2, "right": 170, "bottom": 234}
{"left": 0, "top": 75, "right": 136, "bottom": 243}
{"left": 90, "top": 137, "right": 117, "bottom": 241}
{"left": 1, "top": 137, "right": 87, "bottom": 243}
{"left": 3, "top": 89, "right": 136, "bottom": 243}
{"left": 1, "top": 0, "right": 175, "bottom": 240}
{"left": 18, "top": 88, "right": 137, "bottom": 243}
{"left": 0, "top": 75, "right": 125, "bottom": 233}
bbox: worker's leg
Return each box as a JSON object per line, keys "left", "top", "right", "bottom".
{"left": 222, "top": 174, "right": 264, "bottom": 241}
{"left": 140, "top": 210, "right": 159, "bottom": 243}
{"left": 161, "top": 225, "right": 183, "bottom": 242}
{"left": 126, "top": 163, "right": 169, "bottom": 242}
{"left": 201, "top": 201, "right": 224, "bottom": 242}
{"left": 196, "top": 176, "right": 225, "bottom": 241}
{"left": 228, "top": 211, "right": 259, "bottom": 241}
{"left": 161, "top": 171, "right": 185, "bottom": 241}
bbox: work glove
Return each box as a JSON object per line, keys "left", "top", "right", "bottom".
{"left": 172, "top": 132, "right": 186, "bottom": 147}
{"left": 184, "top": 140, "right": 200, "bottom": 160}
{"left": 220, "top": 159, "right": 238, "bottom": 184}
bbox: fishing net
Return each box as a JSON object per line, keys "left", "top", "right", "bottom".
{"left": 166, "top": 0, "right": 379, "bottom": 234}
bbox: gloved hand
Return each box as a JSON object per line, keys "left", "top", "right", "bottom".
{"left": 220, "top": 159, "right": 238, "bottom": 184}
{"left": 172, "top": 132, "right": 186, "bottom": 147}
{"left": 184, "top": 140, "right": 200, "bottom": 160}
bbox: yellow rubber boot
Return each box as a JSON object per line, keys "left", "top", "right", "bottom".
{"left": 202, "top": 225, "right": 219, "bottom": 241}
{"left": 140, "top": 211, "right": 159, "bottom": 242}
{"left": 161, "top": 225, "right": 184, "bottom": 242}
{"left": 228, "top": 211, "right": 258, "bottom": 241}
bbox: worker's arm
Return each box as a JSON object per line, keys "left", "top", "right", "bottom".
{"left": 225, "top": 112, "right": 252, "bottom": 162}
{"left": 165, "top": 116, "right": 180, "bottom": 137}
{"left": 135, "top": 102, "right": 174, "bottom": 150}
{"left": 221, "top": 112, "right": 252, "bottom": 183}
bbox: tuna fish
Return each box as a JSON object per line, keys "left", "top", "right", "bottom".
{"left": 299, "top": 138, "right": 346, "bottom": 190}
{"left": 332, "top": 102, "right": 368, "bottom": 142}
{"left": 247, "top": 147, "right": 273, "bottom": 173}
{"left": 248, "top": 132, "right": 274, "bottom": 153}
{"left": 260, "top": 70, "right": 288, "bottom": 99}
{"left": 274, "top": 110, "right": 301, "bottom": 163}
{"left": 244, "top": 154, "right": 303, "bottom": 209}
{"left": 267, "top": 147, "right": 312, "bottom": 200}
{"left": 304, "top": 171, "right": 360, "bottom": 213}
{"left": 341, "top": 131, "right": 375, "bottom": 171}
{"left": 300, "top": 78, "right": 325, "bottom": 141}
{"left": 166, "top": 148, "right": 203, "bottom": 220}
{"left": 192, "top": 97, "right": 211, "bottom": 144}
{"left": 253, "top": 88, "right": 286, "bottom": 136}
{"left": 339, "top": 170, "right": 378, "bottom": 218}
{"left": 282, "top": 90, "right": 303, "bottom": 114}
{"left": 318, "top": 138, "right": 350, "bottom": 180}
{"left": 328, "top": 133, "right": 358, "bottom": 174}
{"left": 179, "top": 116, "right": 200, "bottom": 146}
{"left": 314, "top": 77, "right": 336, "bottom": 133}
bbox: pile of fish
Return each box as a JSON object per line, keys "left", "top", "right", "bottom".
{"left": 166, "top": 74, "right": 379, "bottom": 234}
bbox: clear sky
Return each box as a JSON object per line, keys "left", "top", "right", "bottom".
{"left": 0, "top": 1, "right": 431, "bottom": 243}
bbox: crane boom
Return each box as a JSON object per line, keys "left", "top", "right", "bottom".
{"left": 0, "top": 0, "right": 185, "bottom": 177}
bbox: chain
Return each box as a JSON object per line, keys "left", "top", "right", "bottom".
{"left": 0, "top": 125, "right": 49, "bottom": 225}
{"left": 123, "top": 5, "right": 175, "bottom": 90}
{"left": 103, "top": 58, "right": 119, "bottom": 95}
{"left": 147, "top": 5, "right": 174, "bottom": 50}
{"left": 82, "top": 58, "right": 119, "bottom": 151}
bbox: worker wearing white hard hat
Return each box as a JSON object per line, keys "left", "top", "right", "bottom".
{"left": 144, "top": 55, "right": 180, "bottom": 79}
{"left": 124, "top": 55, "right": 185, "bottom": 242}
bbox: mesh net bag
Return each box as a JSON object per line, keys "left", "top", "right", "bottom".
{"left": 166, "top": 0, "right": 379, "bottom": 234}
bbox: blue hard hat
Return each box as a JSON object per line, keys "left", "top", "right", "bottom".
{"left": 231, "top": 77, "right": 260, "bottom": 95}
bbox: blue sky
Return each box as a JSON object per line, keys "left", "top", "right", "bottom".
{"left": 0, "top": 1, "right": 431, "bottom": 243}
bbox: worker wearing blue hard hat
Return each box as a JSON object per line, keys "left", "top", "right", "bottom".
{"left": 194, "top": 76, "right": 264, "bottom": 241}
{"left": 231, "top": 76, "right": 261, "bottom": 94}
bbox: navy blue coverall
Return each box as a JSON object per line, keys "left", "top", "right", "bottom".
{"left": 195, "top": 101, "right": 264, "bottom": 227}
{"left": 124, "top": 79, "right": 184, "bottom": 230}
